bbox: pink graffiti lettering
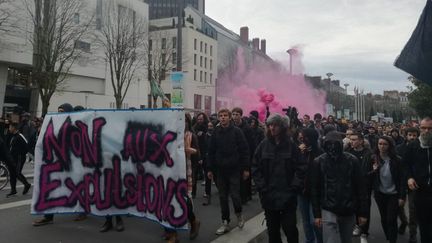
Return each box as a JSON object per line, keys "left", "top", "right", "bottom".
{"left": 42, "top": 117, "right": 106, "bottom": 171}
{"left": 35, "top": 162, "right": 69, "bottom": 211}
{"left": 121, "top": 122, "right": 177, "bottom": 167}
{"left": 35, "top": 154, "right": 188, "bottom": 227}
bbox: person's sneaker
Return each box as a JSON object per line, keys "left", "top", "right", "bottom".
{"left": 22, "top": 184, "right": 31, "bottom": 195}
{"left": 189, "top": 218, "right": 201, "bottom": 240}
{"left": 236, "top": 213, "right": 245, "bottom": 229}
{"left": 215, "top": 220, "right": 230, "bottom": 235}
{"left": 6, "top": 190, "right": 17, "bottom": 198}
{"left": 33, "top": 217, "right": 53, "bottom": 226}
{"left": 360, "top": 234, "right": 368, "bottom": 243}
{"left": 352, "top": 224, "right": 361, "bottom": 236}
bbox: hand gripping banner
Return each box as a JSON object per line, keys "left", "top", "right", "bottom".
{"left": 31, "top": 109, "right": 188, "bottom": 229}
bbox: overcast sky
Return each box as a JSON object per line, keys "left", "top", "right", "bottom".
{"left": 205, "top": 0, "right": 426, "bottom": 94}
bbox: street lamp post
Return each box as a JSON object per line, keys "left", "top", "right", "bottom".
{"left": 286, "top": 49, "right": 296, "bottom": 76}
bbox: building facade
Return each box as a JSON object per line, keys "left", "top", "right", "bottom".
{"left": 148, "top": 10, "right": 217, "bottom": 114}
{"left": 0, "top": 0, "right": 150, "bottom": 116}
{"left": 144, "top": 0, "right": 205, "bottom": 19}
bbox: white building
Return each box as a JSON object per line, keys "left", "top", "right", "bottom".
{"left": 0, "top": 0, "right": 149, "bottom": 116}
{"left": 184, "top": 7, "right": 275, "bottom": 109}
{"left": 148, "top": 8, "right": 218, "bottom": 114}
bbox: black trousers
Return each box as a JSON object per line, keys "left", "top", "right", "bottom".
{"left": 240, "top": 167, "right": 252, "bottom": 203}
{"left": 374, "top": 192, "right": 399, "bottom": 243}
{"left": 191, "top": 162, "right": 199, "bottom": 197}
{"left": 357, "top": 189, "right": 372, "bottom": 235}
{"left": 6, "top": 155, "right": 30, "bottom": 191}
{"left": 414, "top": 188, "right": 432, "bottom": 243}
{"left": 407, "top": 190, "right": 418, "bottom": 239}
{"left": 265, "top": 207, "right": 299, "bottom": 243}
{"left": 203, "top": 159, "right": 212, "bottom": 196}
{"left": 215, "top": 169, "right": 242, "bottom": 222}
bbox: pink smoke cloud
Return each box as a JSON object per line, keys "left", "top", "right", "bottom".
{"left": 217, "top": 47, "right": 326, "bottom": 121}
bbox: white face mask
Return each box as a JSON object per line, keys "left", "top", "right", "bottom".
{"left": 420, "top": 131, "right": 432, "bottom": 148}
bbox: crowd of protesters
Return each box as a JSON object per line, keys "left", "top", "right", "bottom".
{"left": 1, "top": 104, "right": 431, "bottom": 243}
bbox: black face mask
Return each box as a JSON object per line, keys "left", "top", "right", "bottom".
{"left": 207, "top": 128, "right": 214, "bottom": 134}
{"left": 325, "top": 141, "right": 343, "bottom": 160}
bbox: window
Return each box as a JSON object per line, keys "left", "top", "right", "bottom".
{"left": 161, "top": 53, "right": 166, "bottom": 64}
{"left": 205, "top": 57, "right": 207, "bottom": 68}
{"left": 149, "top": 39, "right": 153, "bottom": 51}
{"left": 73, "top": 13, "right": 80, "bottom": 24}
{"left": 148, "top": 54, "right": 152, "bottom": 66}
{"left": 194, "top": 39, "right": 197, "bottom": 50}
{"left": 200, "top": 41, "right": 203, "bottom": 52}
{"left": 205, "top": 72, "right": 207, "bottom": 83}
{"left": 200, "top": 71, "right": 202, "bottom": 82}
{"left": 74, "top": 40, "right": 91, "bottom": 52}
{"left": 194, "top": 69, "right": 197, "bottom": 81}
{"left": 172, "top": 37, "right": 177, "bottom": 49}
{"left": 162, "top": 38, "right": 166, "bottom": 49}
{"left": 200, "top": 56, "right": 203, "bottom": 67}
{"left": 172, "top": 52, "right": 177, "bottom": 64}
{"left": 194, "top": 54, "right": 197, "bottom": 65}
{"left": 210, "top": 73, "right": 213, "bottom": 83}
{"left": 194, "top": 94, "right": 202, "bottom": 110}
{"left": 210, "top": 45, "right": 213, "bottom": 56}
{"left": 205, "top": 43, "right": 207, "bottom": 54}
{"left": 210, "top": 59, "right": 213, "bottom": 70}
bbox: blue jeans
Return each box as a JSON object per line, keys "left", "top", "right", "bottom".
{"left": 298, "top": 195, "right": 323, "bottom": 243}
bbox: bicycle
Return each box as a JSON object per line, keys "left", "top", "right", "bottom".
{"left": 0, "top": 161, "right": 10, "bottom": 190}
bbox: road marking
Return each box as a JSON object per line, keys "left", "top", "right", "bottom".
{"left": 0, "top": 199, "right": 32, "bottom": 210}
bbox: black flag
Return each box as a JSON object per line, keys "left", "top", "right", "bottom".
{"left": 395, "top": 0, "right": 432, "bottom": 86}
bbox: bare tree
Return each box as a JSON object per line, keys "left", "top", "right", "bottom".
{"left": 145, "top": 30, "right": 178, "bottom": 108}
{"left": 0, "top": 0, "right": 10, "bottom": 30}
{"left": 97, "top": 0, "right": 148, "bottom": 109}
{"left": 0, "top": 0, "right": 18, "bottom": 33}
{"left": 24, "top": 0, "right": 93, "bottom": 115}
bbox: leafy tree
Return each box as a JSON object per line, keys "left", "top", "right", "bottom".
{"left": 408, "top": 76, "right": 432, "bottom": 118}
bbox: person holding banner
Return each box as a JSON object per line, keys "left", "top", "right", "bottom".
{"left": 6, "top": 122, "right": 31, "bottom": 197}
{"left": 33, "top": 103, "right": 74, "bottom": 226}
{"left": 164, "top": 113, "right": 201, "bottom": 243}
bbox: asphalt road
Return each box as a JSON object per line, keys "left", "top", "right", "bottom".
{"left": 0, "top": 163, "right": 263, "bottom": 243}
{"left": 0, "top": 163, "right": 419, "bottom": 243}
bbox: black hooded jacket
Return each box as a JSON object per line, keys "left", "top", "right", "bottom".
{"left": 311, "top": 132, "right": 368, "bottom": 218}
{"left": 207, "top": 123, "right": 250, "bottom": 172}
{"left": 252, "top": 136, "right": 307, "bottom": 210}
{"left": 403, "top": 139, "right": 432, "bottom": 190}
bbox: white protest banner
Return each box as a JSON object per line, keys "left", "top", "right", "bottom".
{"left": 31, "top": 109, "right": 188, "bottom": 229}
